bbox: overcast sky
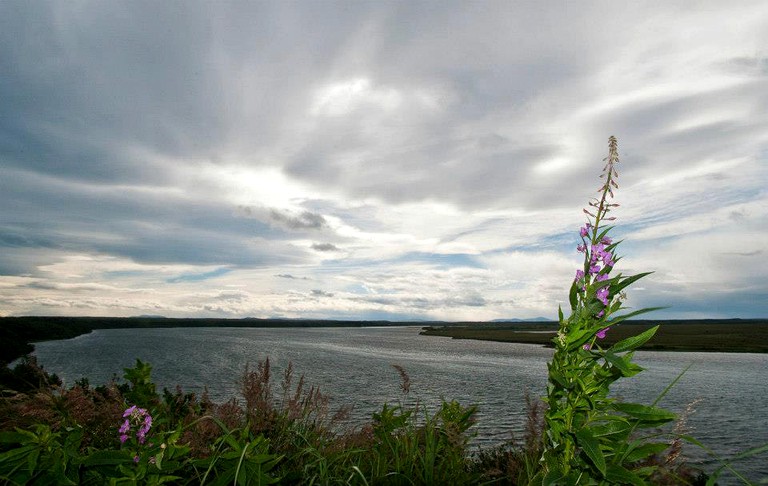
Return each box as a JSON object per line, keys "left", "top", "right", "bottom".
{"left": 1, "top": 1, "right": 766, "bottom": 321}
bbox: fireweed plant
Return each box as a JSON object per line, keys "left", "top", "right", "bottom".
{"left": 538, "top": 137, "right": 676, "bottom": 485}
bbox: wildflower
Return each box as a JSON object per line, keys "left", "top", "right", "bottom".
{"left": 589, "top": 264, "right": 601, "bottom": 274}
{"left": 596, "top": 273, "right": 609, "bottom": 283}
{"left": 596, "top": 287, "right": 610, "bottom": 305}
{"left": 577, "top": 244, "right": 586, "bottom": 253}
{"left": 580, "top": 223, "right": 591, "bottom": 238}
{"left": 583, "top": 343, "right": 591, "bottom": 350}
{"left": 123, "top": 405, "right": 137, "bottom": 418}
{"left": 575, "top": 269, "right": 585, "bottom": 281}
{"left": 119, "top": 405, "right": 153, "bottom": 446}
{"left": 134, "top": 455, "right": 140, "bottom": 463}
{"left": 601, "top": 236, "right": 612, "bottom": 245}
{"left": 596, "top": 327, "right": 610, "bottom": 339}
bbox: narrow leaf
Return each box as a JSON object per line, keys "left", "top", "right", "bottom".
{"left": 613, "top": 403, "right": 676, "bottom": 424}
{"left": 605, "top": 464, "right": 645, "bottom": 486}
{"left": 575, "top": 428, "right": 606, "bottom": 476}
{"left": 611, "top": 325, "right": 659, "bottom": 353}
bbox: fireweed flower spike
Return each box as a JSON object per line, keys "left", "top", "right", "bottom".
{"left": 538, "top": 137, "right": 670, "bottom": 484}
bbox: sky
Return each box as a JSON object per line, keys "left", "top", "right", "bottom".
{"left": 1, "top": 1, "right": 766, "bottom": 321}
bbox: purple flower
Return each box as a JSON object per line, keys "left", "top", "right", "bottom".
{"left": 580, "top": 223, "right": 591, "bottom": 238}
{"left": 575, "top": 270, "right": 585, "bottom": 281}
{"left": 601, "top": 236, "right": 612, "bottom": 245}
{"left": 603, "top": 253, "right": 615, "bottom": 267}
{"left": 596, "top": 327, "right": 610, "bottom": 339}
{"left": 119, "top": 405, "right": 153, "bottom": 446}
{"left": 134, "top": 455, "right": 140, "bottom": 464}
{"left": 596, "top": 274, "right": 609, "bottom": 282}
{"left": 596, "top": 287, "right": 610, "bottom": 305}
{"left": 589, "top": 264, "right": 601, "bottom": 275}
{"left": 577, "top": 244, "right": 586, "bottom": 253}
{"left": 583, "top": 343, "right": 592, "bottom": 350}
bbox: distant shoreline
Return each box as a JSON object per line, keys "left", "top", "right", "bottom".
{"left": 419, "top": 319, "right": 768, "bottom": 353}
{"left": 2, "top": 317, "right": 767, "bottom": 365}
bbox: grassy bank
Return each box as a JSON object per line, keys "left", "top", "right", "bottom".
{"left": 419, "top": 319, "right": 768, "bottom": 353}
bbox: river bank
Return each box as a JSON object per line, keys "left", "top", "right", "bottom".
{"left": 419, "top": 319, "right": 768, "bottom": 353}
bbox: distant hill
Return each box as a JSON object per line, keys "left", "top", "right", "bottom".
{"left": 491, "top": 317, "right": 553, "bottom": 322}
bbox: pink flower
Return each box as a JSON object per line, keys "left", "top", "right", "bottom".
{"left": 575, "top": 270, "right": 585, "bottom": 281}
{"left": 580, "top": 223, "right": 592, "bottom": 238}
{"left": 583, "top": 343, "right": 592, "bottom": 350}
{"left": 120, "top": 434, "right": 129, "bottom": 444}
{"left": 596, "top": 287, "right": 610, "bottom": 305}
{"left": 596, "top": 327, "right": 610, "bottom": 339}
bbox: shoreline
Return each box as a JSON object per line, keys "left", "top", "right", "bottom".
{"left": 419, "top": 319, "right": 768, "bottom": 353}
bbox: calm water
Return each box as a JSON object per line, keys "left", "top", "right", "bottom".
{"left": 33, "top": 326, "right": 768, "bottom": 483}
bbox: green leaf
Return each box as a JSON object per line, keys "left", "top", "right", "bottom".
{"left": 614, "top": 271, "right": 653, "bottom": 293}
{"left": 575, "top": 428, "right": 606, "bottom": 476}
{"left": 591, "top": 420, "right": 631, "bottom": 440}
{"left": 605, "top": 464, "right": 645, "bottom": 486}
{"left": 81, "top": 450, "right": 134, "bottom": 466}
{"left": 624, "top": 442, "right": 669, "bottom": 463}
{"left": 608, "top": 307, "right": 665, "bottom": 327}
{"left": 569, "top": 281, "right": 579, "bottom": 311}
{"left": 0, "top": 431, "right": 27, "bottom": 444}
{"left": 613, "top": 403, "right": 676, "bottom": 425}
{"left": 611, "top": 325, "right": 659, "bottom": 353}
{"left": 604, "top": 351, "right": 643, "bottom": 377}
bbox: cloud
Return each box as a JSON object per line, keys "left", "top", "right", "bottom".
{"left": 311, "top": 243, "right": 340, "bottom": 252}
{"left": 270, "top": 209, "right": 327, "bottom": 230}
{"left": 0, "top": 2, "right": 766, "bottom": 319}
